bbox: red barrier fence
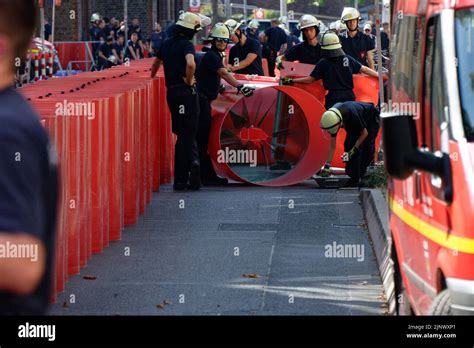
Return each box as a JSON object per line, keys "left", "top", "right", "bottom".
{"left": 19, "top": 59, "right": 172, "bottom": 302}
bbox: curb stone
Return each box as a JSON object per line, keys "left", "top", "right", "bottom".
{"left": 360, "top": 188, "right": 396, "bottom": 315}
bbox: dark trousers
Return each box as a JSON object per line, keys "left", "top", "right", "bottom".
{"left": 166, "top": 85, "right": 200, "bottom": 184}
{"left": 98, "top": 57, "right": 111, "bottom": 70}
{"left": 325, "top": 90, "right": 356, "bottom": 110}
{"left": 344, "top": 106, "right": 380, "bottom": 182}
{"left": 197, "top": 94, "right": 219, "bottom": 181}
{"left": 267, "top": 49, "right": 278, "bottom": 77}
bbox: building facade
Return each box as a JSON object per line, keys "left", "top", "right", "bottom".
{"left": 41, "top": 0, "right": 184, "bottom": 41}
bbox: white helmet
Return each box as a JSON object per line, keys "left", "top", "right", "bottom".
{"left": 225, "top": 19, "right": 242, "bottom": 35}
{"left": 279, "top": 16, "right": 288, "bottom": 25}
{"left": 177, "top": 12, "right": 209, "bottom": 31}
{"left": 298, "top": 14, "right": 319, "bottom": 30}
{"left": 336, "top": 20, "right": 347, "bottom": 32}
{"left": 209, "top": 23, "right": 231, "bottom": 40}
{"left": 108, "top": 55, "right": 117, "bottom": 64}
{"left": 321, "top": 107, "right": 343, "bottom": 135}
{"left": 341, "top": 7, "right": 361, "bottom": 23}
{"left": 320, "top": 32, "right": 344, "bottom": 58}
{"left": 363, "top": 23, "right": 372, "bottom": 32}
{"left": 248, "top": 19, "right": 259, "bottom": 30}
{"left": 197, "top": 14, "right": 212, "bottom": 28}
{"left": 90, "top": 13, "right": 101, "bottom": 22}
{"left": 279, "top": 23, "right": 290, "bottom": 35}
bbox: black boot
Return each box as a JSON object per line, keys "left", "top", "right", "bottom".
{"left": 173, "top": 182, "right": 186, "bottom": 191}
{"left": 202, "top": 176, "right": 229, "bottom": 186}
{"left": 187, "top": 162, "right": 201, "bottom": 190}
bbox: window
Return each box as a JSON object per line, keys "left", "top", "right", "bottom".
{"left": 390, "top": 14, "right": 424, "bottom": 101}
{"left": 455, "top": 8, "right": 474, "bottom": 141}
{"left": 425, "top": 17, "right": 447, "bottom": 152}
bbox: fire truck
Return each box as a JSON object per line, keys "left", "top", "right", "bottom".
{"left": 382, "top": 0, "right": 474, "bottom": 314}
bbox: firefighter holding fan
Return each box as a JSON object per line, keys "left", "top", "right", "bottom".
{"left": 196, "top": 23, "right": 255, "bottom": 185}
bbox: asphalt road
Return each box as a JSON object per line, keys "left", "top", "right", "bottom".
{"left": 50, "top": 181, "right": 387, "bottom": 315}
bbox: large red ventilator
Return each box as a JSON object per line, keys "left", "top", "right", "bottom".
{"left": 209, "top": 84, "right": 328, "bottom": 186}
{"left": 209, "top": 63, "right": 382, "bottom": 183}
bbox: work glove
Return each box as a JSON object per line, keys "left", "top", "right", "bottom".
{"left": 276, "top": 56, "right": 284, "bottom": 70}
{"left": 318, "top": 163, "right": 331, "bottom": 177}
{"left": 342, "top": 146, "right": 360, "bottom": 163}
{"left": 218, "top": 84, "right": 226, "bottom": 94}
{"left": 281, "top": 77, "right": 294, "bottom": 86}
{"left": 237, "top": 85, "right": 255, "bottom": 97}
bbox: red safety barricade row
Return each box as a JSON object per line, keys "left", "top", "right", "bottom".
{"left": 19, "top": 58, "right": 172, "bottom": 302}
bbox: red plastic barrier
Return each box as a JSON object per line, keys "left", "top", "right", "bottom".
{"left": 157, "top": 73, "right": 174, "bottom": 184}
{"left": 19, "top": 59, "right": 167, "bottom": 301}
{"left": 138, "top": 87, "right": 146, "bottom": 215}
{"left": 150, "top": 78, "right": 161, "bottom": 191}
{"left": 107, "top": 94, "right": 124, "bottom": 241}
{"left": 66, "top": 114, "right": 80, "bottom": 275}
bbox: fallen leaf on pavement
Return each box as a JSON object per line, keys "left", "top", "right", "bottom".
{"left": 242, "top": 273, "right": 259, "bottom": 278}
{"left": 156, "top": 304, "right": 165, "bottom": 309}
{"left": 83, "top": 275, "right": 97, "bottom": 280}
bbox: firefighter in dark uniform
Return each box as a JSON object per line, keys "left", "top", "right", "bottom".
{"left": 282, "top": 32, "right": 378, "bottom": 109}
{"left": 276, "top": 14, "right": 323, "bottom": 68}
{"left": 196, "top": 23, "right": 255, "bottom": 185}
{"left": 226, "top": 19, "right": 264, "bottom": 76}
{"left": 262, "top": 18, "right": 287, "bottom": 76}
{"left": 151, "top": 12, "right": 211, "bottom": 191}
{"left": 280, "top": 24, "right": 299, "bottom": 51}
{"left": 318, "top": 101, "right": 380, "bottom": 187}
{"left": 339, "top": 7, "right": 375, "bottom": 70}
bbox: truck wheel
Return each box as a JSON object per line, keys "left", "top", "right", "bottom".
{"left": 429, "top": 290, "right": 452, "bottom": 315}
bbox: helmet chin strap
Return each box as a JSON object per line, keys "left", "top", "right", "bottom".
{"left": 236, "top": 29, "right": 243, "bottom": 40}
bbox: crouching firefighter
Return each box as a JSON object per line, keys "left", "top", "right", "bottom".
{"left": 318, "top": 101, "right": 380, "bottom": 187}
{"left": 196, "top": 23, "right": 255, "bottom": 185}
{"left": 150, "top": 12, "right": 211, "bottom": 191}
